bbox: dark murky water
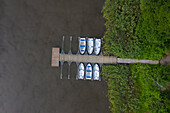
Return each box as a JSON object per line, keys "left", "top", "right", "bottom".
{"left": 0, "top": 0, "right": 110, "bottom": 113}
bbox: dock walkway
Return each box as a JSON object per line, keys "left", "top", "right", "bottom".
{"left": 51, "top": 48, "right": 159, "bottom": 67}
{"left": 60, "top": 54, "right": 117, "bottom": 64}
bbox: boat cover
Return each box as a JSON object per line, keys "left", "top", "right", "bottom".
{"left": 94, "top": 39, "right": 101, "bottom": 55}
{"left": 79, "top": 38, "right": 86, "bottom": 54}
{"left": 78, "top": 63, "right": 85, "bottom": 79}
{"left": 86, "top": 63, "right": 92, "bottom": 80}
{"left": 87, "top": 38, "right": 94, "bottom": 54}
{"left": 93, "top": 64, "right": 100, "bottom": 80}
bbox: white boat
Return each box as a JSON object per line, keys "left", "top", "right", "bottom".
{"left": 85, "top": 63, "right": 92, "bottom": 80}
{"left": 94, "top": 38, "right": 101, "bottom": 55}
{"left": 79, "top": 37, "right": 86, "bottom": 54}
{"left": 87, "top": 38, "right": 94, "bottom": 55}
{"left": 93, "top": 64, "right": 100, "bottom": 81}
{"left": 78, "top": 63, "right": 85, "bottom": 79}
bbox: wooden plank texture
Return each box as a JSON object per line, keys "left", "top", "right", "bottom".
{"left": 51, "top": 48, "right": 59, "bottom": 67}
{"left": 51, "top": 48, "right": 160, "bottom": 67}
{"left": 117, "top": 58, "right": 159, "bottom": 64}
{"left": 59, "top": 54, "right": 117, "bottom": 64}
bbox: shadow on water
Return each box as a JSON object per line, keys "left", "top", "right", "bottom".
{"left": 70, "top": 62, "right": 77, "bottom": 79}
{"left": 0, "top": 0, "right": 110, "bottom": 113}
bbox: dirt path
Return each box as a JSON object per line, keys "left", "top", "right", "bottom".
{"left": 0, "top": 0, "right": 110, "bottom": 113}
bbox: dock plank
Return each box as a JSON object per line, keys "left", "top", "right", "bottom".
{"left": 51, "top": 48, "right": 59, "bottom": 67}
{"left": 59, "top": 54, "right": 117, "bottom": 64}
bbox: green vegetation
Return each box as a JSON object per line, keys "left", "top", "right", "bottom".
{"left": 102, "top": 0, "right": 170, "bottom": 112}
{"left": 102, "top": 0, "right": 170, "bottom": 60}
{"left": 136, "top": 0, "right": 170, "bottom": 60}
{"left": 102, "top": 64, "right": 139, "bottom": 113}
{"left": 102, "top": 0, "right": 141, "bottom": 58}
{"left": 131, "top": 64, "right": 170, "bottom": 113}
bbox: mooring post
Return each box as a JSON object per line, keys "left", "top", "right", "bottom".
{"left": 68, "top": 36, "right": 73, "bottom": 79}
{"left": 60, "top": 36, "right": 65, "bottom": 79}
{"left": 76, "top": 62, "right": 79, "bottom": 80}
{"left": 61, "top": 36, "right": 65, "bottom": 54}
{"left": 60, "top": 61, "right": 64, "bottom": 79}
{"left": 68, "top": 36, "right": 72, "bottom": 54}
{"left": 68, "top": 62, "right": 71, "bottom": 79}
{"left": 77, "top": 37, "right": 80, "bottom": 55}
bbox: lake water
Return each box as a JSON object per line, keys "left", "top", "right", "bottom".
{"left": 0, "top": 0, "right": 110, "bottom": 113}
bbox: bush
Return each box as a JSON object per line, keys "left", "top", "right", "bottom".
{"left": 102, "top": 64, "right": 139, "bottom": 113}
{"left": 136, "top": 0, "right": 170, "bottom": 60}
{"left": 131, "top": 64, "right": 170, "bottom": 113}
{"left": 102, "top": 0, "right": 141, "bottom": 58}
{"left": 102, "top": 0, "right": 170, "bottom": 112}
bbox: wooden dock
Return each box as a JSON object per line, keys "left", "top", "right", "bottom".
{"left": 51, "top": 48, "right": 60, "bottom": 67}
{"left": 51, "top": 48, "right": 159, "bottom": 67}
{"left": 117, "top": 58, "right": 159, "bottom": 64}
{"left": 59, "top": 54, "right": 117, "bottom": 64}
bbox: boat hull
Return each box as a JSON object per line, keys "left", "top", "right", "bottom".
{"left": 85, "top": 63, "right": 92, "bottom": 80}
{"left": 94, "top": 39, "right": 101, "bottom": 55}
{"left": 93, "top": 64, "right": 100, "bottom": 81}
{"left": 78, "top": 63, "right": 85, "bottom": 79}
{"left": 87, "top": 38, "right": 94, "bottom": 55}
{"left": 79, "top": 37, "right": 86, "bottom": 55}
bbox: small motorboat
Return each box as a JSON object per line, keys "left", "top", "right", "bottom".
{"left": 77, "top": 63, "right": 85, "bottom": 80}
{"left": 93, "top": 64, "right": 100, "bottom": 81}
{"left": 85, "top": 63, "right": 92, "bottom": 80}
{"left": 79, "top": 37, "right": 86, "bottom": 55}
{"left": 87, "top": 38, "right": 94, "bottom": 55}
{"left": 94, "top": 38, "right": 101, "bottom": 55}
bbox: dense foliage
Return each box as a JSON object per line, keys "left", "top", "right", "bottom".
{"left": 136, "top": 0, "right": 170, "bottom": 60}
{"left": 102, "top": 0, "right": 170, "bottom": 60}
{"left": 102, "top": 64, "right": 139, "bottom": 113}
{"left": 102, "top": 0, "right": 141, "bottom": 58}
{"left": 102, "top": 0, "right": 170, "bottom": 112}
{"left": 131, "top": 64, "right": 170, "bottom": 113}
{"left": 103, "top": 64, "right": 170, "bottom": 113}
